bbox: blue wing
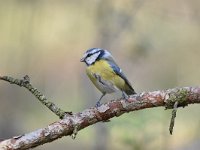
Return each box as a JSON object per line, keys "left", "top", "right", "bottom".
{"left": 107, "top": 57, "right": 136, "bottom": 95}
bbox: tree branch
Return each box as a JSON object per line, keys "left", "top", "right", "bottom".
{"left": 0, "top": 76, "right": 200, "bottom": 149}
{"left": 0, "top": 75, "right": 67, "bottom": 119}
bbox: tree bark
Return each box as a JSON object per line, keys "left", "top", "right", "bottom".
{"left": 0, "top": 87, "right": 200, "bottom": 150}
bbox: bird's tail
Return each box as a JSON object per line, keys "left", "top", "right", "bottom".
{"left": 124, "top": 88, "right": 136, "bottom": 95}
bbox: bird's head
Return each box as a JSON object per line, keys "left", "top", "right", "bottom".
{"left": 80, "top": 48, "right": 111, "bottom": 66}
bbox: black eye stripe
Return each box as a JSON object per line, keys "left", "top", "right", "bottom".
{"left": 87, "top": 53, "right": 92, "bottom": 57}
{"left": 87, "top": 50, "right": 102, "bottom": 58}
{"left": 86, "top": 48, "right": 102, "bottom": 53}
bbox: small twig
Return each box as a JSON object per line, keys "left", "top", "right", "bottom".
{"left": 71, "top": 124, "right": 80, "bottom": 139}
{"left": 169, "top": 101, "right": 178, "bottom": 135}
{"left": 0, "top": 75, "right": 66, "bottom": 119}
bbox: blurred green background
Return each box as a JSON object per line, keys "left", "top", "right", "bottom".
{"left": 0, "top": 0, "right": 200, "bottom": 150}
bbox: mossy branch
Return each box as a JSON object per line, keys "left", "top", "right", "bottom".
{"left": 0, "top": 75, "right": 200, "bottom": 150}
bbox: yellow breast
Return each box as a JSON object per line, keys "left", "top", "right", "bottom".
{"left": 86, "top": 60, "right": 125, "bottom": 93}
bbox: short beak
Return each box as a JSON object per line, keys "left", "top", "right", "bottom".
{"left": 80, "top": 57, "right": 85, "bottom": 62}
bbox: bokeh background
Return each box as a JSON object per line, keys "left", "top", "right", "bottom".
{"left": 0, "top": 0, "right": 200, "bottom": 150}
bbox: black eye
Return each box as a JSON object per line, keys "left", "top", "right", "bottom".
{"left": 87, "top": 53, "right": 92, "bottom": 57}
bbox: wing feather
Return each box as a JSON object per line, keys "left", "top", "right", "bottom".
{"left": 106, "top": 56, "right": 136, "bottom": 95}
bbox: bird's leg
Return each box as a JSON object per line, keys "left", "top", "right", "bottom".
{"left": 122, "top": 91, "right": 129, "bottom": 100}
{"left": 95, "top": 93, "right": 106, "bottom": 107}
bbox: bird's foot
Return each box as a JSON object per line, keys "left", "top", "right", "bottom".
{"left": 95, "top": 101, "right": 101, "bottom": 107}
{"left": 122, "top": 92, "right": 129, "bottom": 101}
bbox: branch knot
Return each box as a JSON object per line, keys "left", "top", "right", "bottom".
{"left": 165, "top": 88, "right": 189, "bottom": 109}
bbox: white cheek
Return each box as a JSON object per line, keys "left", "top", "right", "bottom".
{"left": 86, "top": 52, "right": 100, "bottom": 65}
{"left": 86, "top": 57, "right": 94, "bottom": 65}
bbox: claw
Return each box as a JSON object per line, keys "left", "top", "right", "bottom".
{"left": 95, "top": 101, "right": 101, "bottom": 107}
{"left": 95, "top": 93, "right": 106, "bottom": 107}
{"left": 122, "top": 91, "right": 129, "bottom": 100}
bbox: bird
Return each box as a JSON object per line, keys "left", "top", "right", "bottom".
{"left": 80, "top": 48, "right": 136, "bottom": 107}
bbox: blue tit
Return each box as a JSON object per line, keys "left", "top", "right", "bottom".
{"left": 80, "top": 48, "right": 136, "bottom": 107}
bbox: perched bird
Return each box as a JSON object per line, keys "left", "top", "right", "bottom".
{"left": 80, "top": 48, "right": 136, "bottom": 107}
